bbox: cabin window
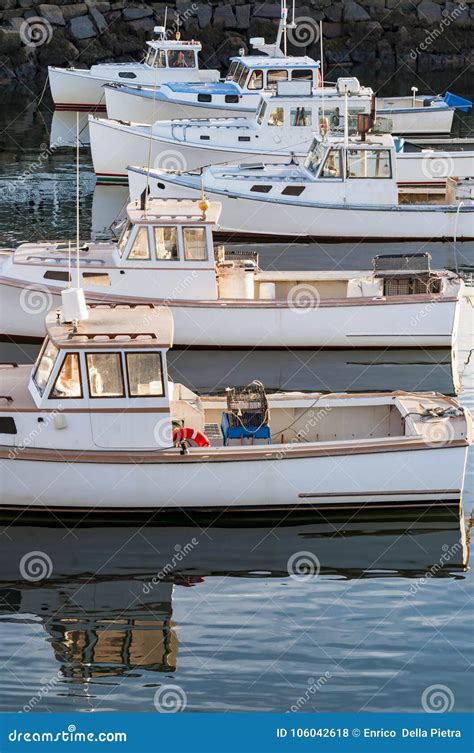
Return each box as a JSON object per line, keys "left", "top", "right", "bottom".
{"left": 0, "top": 417, "right": 16, "bottom": 435}
{"left": 238, "top": 136, "right": 251, "bottom": 142}
{"left": 183, "top": 227, "right": 207, "bottom": 260}
{"left": 304, "top": 139, "right": 325, "bottom": 176}
{"left": 50, "top": 353, "right": 82, "bottom": 399}
{"left": 126, "top": 352, "right": 164, "bottom": 397}
{"left": 86, "top": 353, "right": 125, "bottom": 398}
{"left": 268, "top": 107, "right": 284, "bottom": 126}
{"left": 152, "top": 50, "right": 166, "bottom": 68}
{"left": 119, "top": 72, "right": 137, "bottom": 79}
{"left": 226, "top": 61, "right": 239, "bottom": 80}
{"left": 33, "top": 340, "right": 59, "bottom": 396}
{"left": 291, "top": 69, "right": 313, "bottom": 81}
{"left": 290, "top": 107, "right": 312, "bottom": 127}
{"left": 281, "top": 186, "right": 305, "bottom": 196}
{"left": 44, "top": 271, "right": 71, "bottom": 282}
{"left": 82, "top": 272, "right": 111, "bottom": 287}
{"left": 167, "top": 50, "right": 195, "bottom": 68}
{"left": 256, "top": 100, "right": 267, "bottom": 125}
{"left": 200, "top": 135, "right": 210, "bottom": 140}
{"left": 237, "top": 68, "right": 248, "bottom": 89}
{"left": 198, "top": 93, "right": 212, "bottom": 103}
{"left": 325, "top": 108, "right": 341, "bottom": 129}
{"left": 225, "top": 95, "right": 239, "bottom": 103}
{"left": 128, "top": 227, "right": 150, "bottom": 260}
{"left": 155, "top": 227, "right": 178, "bottom": 260}
{"left": 228, "top": 62, "right": 244, "bottom": 83}
{"left": 267, "top": 70, "right": 288, "bottom": 87}
{"left": 145, "top": 49, "right": 155, "bottom": 66}
{"left": 250, "top": 184, "right": 272, "bottom": 193}
{"left": 117, "top": 222, "right": 132, "bottom": 257}
{"left": 346, "top": 149, "right": 392, "bottom": 179}
{"left": 247, "top": 70, "right": 263, "bottom": 90}
{"left": 320, "top": 149, "right": 342, "bottom": 179}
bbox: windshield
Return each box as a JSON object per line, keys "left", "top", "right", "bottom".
{"left": 33, "top": 339, "right": 59, "bottom": 396}
{"left": 228, "top": 62, "right": 245, "bottom": 84}
{"left": 256, "top": 100, "right": 267, "bottom": 125}
{"left": 304, "top": 139, "right": 326, "bottom": 177}
{"left": 226, "top": 61, "right": 239, "bottom": 81}
{"left": 167, "top": 49, "right": 196, "bottom": 68}
{"left": 117, "top": 221, "right": 132, "bottom": 257}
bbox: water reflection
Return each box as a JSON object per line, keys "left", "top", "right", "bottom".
{"left": 0, "top": 507, "right": 467, "bottom": 690}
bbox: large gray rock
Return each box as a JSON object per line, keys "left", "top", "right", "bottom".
{"left": 62, "top": 4, "right": 89, "bottom": 21}
{"left": 417, "top": 1, "right": 442, "bottom": 24}
{"left": 69, "top": 15, "right": 97, "bottom": 39}
{"left": 123, "top": 7, "right": 153, "bottom": 21}
{"left": 323, "top": 21, "right": 343, "bottom": 38}
{"left": 343, "top": 2, "right": 371, "bottom": 21}
{"left": 0, "top": 28, "right": 21, "bottom": 54}
{"left": 38, "top": 5, "right": 66, "bottom": 26}
{"left": 235, "top": 5, "right": 251, "bottom": 29}
{"left": 213, "top": 5, "right": 237, "bottom": 28}
{"left": 90, "top": 6, "right": 108, "bottom": 33}
{"left": 254, "top": 3, "right": 284, "bottom": 19}
{"left": 196, "top": 4, "right": 212, "bottom": 28}
{"left": 325, "top": 2, "right": 344, "bottom": 22}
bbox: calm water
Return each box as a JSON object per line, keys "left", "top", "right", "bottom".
{"left": 0, "top": 89, "right": 473, "bottom": 713}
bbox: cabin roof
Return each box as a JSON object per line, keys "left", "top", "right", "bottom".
{"left": 45, "top": 304, "right": 174, "bottom": 350}
{"left": 233, "top": 56, "right": 319, "bottom": 68}
{"left": 147, "top": 39, "right": 201, "bottom": 51}
{"left": 126, "top": 198, "right": 221, "bottom": 226}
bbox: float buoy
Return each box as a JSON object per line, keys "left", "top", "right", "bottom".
{"left": 173, "top": 427, "right": 210, "bottom": 448}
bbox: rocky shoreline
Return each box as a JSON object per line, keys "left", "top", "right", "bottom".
{"left": 0, "top": 0, "right": 473, "bottom": 88}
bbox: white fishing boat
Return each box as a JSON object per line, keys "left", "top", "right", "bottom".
{"left": 0, "top": 299, "right": 471, "bottom": 513}
{"left": 48, "top": 26, "right": 219, "bottom": 111}
{"left": 0, "top": 198, "right": 464, "bottom": 351}
{"left": 128, "top": 133, "right": 474, "bottom": 241}
{"left": 90, "top": 81, "right": 474, "bottom": 185}
{"left": 105, "top": 75, "right": 470, "bottom": 136}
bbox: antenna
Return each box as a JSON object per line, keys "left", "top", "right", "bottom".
{"left": 164, "top": 6, "right": 167, "bottom": 32}
{"left": 319, "top": 20, "right": 325, "bottom": 127}
{"left": 76, "top": 111, "right": 80, "bottom": 287}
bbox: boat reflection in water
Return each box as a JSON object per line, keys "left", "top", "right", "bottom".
{"left": 0, "top": 507, "right": 468, "bottom": 686}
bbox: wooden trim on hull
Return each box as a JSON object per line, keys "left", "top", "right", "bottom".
{"left": 55, "top": 104, "right": 107, "bottom": 111}
{"left": 0, "top": 438, "right": 468, "bottom": 463}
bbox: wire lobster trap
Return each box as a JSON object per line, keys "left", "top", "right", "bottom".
{"left": 225, "top": 380, "right": 269, "bottom": 430}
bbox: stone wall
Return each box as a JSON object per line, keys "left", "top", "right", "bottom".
{"left": 0, "top": 0, "right": 473, "bottom": 87}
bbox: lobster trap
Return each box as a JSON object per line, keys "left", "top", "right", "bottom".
{"left": 222, "top": 381, "right": 271, "bottom": 445}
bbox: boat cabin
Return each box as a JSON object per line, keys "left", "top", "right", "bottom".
{"left": 143, "top": 28, "right": 203, "bottom": 72}
{"left": 21, "top": 304, "right": 175, "bottom": 450}
{"left": 226, "top": 56, "right": 321, "bottom": 94}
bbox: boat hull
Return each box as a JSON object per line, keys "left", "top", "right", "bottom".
{"left": 0, "top": 443, "right": 467, "bottom": 510}
{"left": 48, "top": 67, "right": 108, "bottom": 110}
{"left": 128, "top": 169, "right": 474, "bottom": 241}
{"left": 0, "top": 278, "right": 461, "bottom": 349}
